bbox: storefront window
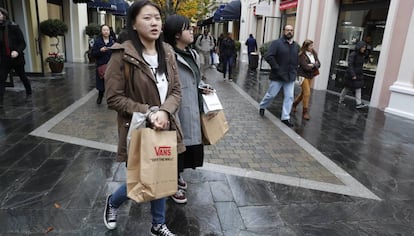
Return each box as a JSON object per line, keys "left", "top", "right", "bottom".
{"left": 284, "top": 8, "right": 296, "bottom": 27}
{"left": 327, "top": 0, "right": 390, "bottom": 101}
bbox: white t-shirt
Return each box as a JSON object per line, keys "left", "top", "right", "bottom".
{"left": 143, "top": 53, "right": 168, "bottom": 104}
{"left": 306, "top": 51, "right": 316, "bottom": 64}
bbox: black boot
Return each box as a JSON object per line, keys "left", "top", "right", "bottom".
{"left": 97, "top": 91, "right": 104, "bottom": 104}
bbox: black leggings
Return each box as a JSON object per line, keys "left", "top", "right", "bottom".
{"left": 0, "top": 58, "right": 31, "bottom": 98}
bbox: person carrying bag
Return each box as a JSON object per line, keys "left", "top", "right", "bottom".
{"left": 103, "top": 1, "right": 185, "bottom": 235}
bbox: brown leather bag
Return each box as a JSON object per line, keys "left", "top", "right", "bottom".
{"left": 313, "top": 68, "right": 320, "bottom": 77}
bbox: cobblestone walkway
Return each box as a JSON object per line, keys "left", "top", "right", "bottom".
{"left": 46, "top": 69, "right": 342, "bottom": 185}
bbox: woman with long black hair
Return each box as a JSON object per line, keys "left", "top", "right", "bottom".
{"left": 103, "top": 1, "right": 184, "bottom": 235}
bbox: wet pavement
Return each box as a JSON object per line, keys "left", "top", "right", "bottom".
{"left": 0, "top": 60, "right": 413, "bottom": 235}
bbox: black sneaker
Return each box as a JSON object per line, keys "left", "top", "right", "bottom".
{"left": 103, "top": 195, "right": 118, "bottom": 230}
{"left": 355, "top": 103, "right": 368, "bottom": 109}
{"left": 281, "top": 119, "right": 294, "bottom": 127}
{"left": 259, "top": 108, "right": 265, "bottom": 117}
{"left": 150, "top": 223, "right": 176, "bottom": 236}
{"left": 170, "top": 189, "right": 187, "bottom": 204}
{"left": 177, "top": 175, "right": 187, "bottom": 190}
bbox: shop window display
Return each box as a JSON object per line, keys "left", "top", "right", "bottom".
{"left": 328, "top": 1, "right": 389, "bottom": 101}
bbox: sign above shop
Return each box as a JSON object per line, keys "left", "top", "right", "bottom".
{"left": 279, "top": 0, "right": 298, "bottom": 11}
{"left": 255, "top": 2, "right": 272, "bottom": 16}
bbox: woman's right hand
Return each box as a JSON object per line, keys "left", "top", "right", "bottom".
{"left": 199, "top": 84, "right": 215, "bottom": 94}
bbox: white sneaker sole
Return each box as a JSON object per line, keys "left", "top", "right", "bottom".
{"left": 103, "top": 195, "right": 117, "bottom": 230}
{"left": 170, "top": 196, "right": 187, "bottom": 204}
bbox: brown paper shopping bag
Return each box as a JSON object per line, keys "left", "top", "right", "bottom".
{"left": 200, "top": 110, "right": 229, "bottom": 145}
{"left": 127, "top": 128, "right": 177, "bottom": 203}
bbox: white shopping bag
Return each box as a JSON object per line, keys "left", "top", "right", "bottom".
{"left": 202, "top": 92, "right": 223, "bottom": 114}
{"left": 295, "top": 76, "right": 305, "bottom": 86}
{"left": 212, "top": 52, "right": 219, "bottom": 65}
{"left": 126, "top": 112, "right": 147, "bottom": 152}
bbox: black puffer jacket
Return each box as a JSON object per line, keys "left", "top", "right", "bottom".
{"left": 219, "top": 37, "right": 236, "bottom": 58}
{"left": 345, "top": 41, "right": 366, "bottom": 88}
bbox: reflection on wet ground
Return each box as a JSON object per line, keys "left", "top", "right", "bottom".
{"left": 0, "top": 61, "right": 413, "bottom": 235}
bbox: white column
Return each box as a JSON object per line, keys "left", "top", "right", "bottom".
{"left": 385, "top": 7, "right": 414, "bottom": 120}
{"left": 64, "top": 2, "right": 89, "bottom": 63}
{"left": 312, "top": 0, "right": 339, "bottom": 90}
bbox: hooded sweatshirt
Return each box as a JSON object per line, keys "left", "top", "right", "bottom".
{"left": 347, "top": 41, "right": 366, "bottom": 78}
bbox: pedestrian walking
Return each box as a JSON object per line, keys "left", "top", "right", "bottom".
{"left": 258, "top": 25, "right": 299, "bottom": 127}
{"left": 103, "top": 1, "right": 185, "bottom": 235}
{"left": 338, "top": 40, "right": 368, "bottom": 109}
{"left": 0, "top": 7, "right": 32, "bottom": 105}
{"left": 195, "top": 29, "right": 215, "bottom": 80}
{"left": 164, "top": 14, "right": 213, "bottom": 205}
{"left": 292, "top": 39, "right": 321, "bottom": 120}
{"left": 219, "top": 32, "right": 237, "bottom": 81}
{"left": 91, "top": 24, "right": 115, "bottom": 104}
{"left": 245, "top": 33, "right": 258, "bottom": 65}
{"left": 209, "top": 33, "right": 217, "bottom": 67}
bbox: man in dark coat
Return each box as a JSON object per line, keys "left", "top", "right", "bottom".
{"left": 0, "top": 7, "right": 32, "bottom": 105}
{"left": 245, "top": 34, "right": 257, "bottom": 64}
{"left": 258, "top": 25, "right": 299, "bottom": 127}
{"left": 219, "top": 32, "right": 236, "bottom": 81}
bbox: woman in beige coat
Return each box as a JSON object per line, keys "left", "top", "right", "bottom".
{"left": 103, "top": 1, "right": 184, "bottom": 235}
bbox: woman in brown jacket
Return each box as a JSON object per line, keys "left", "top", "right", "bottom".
{"left": 293, "top": 39, "right": 321, "bottom": 120}
{"left": 103, "top": 1, "right": 184, "bottom": 235}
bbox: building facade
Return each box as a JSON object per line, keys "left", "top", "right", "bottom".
{"left": 239, "top": 0, "right": 414, "bottom": 120}
{"left": 0, "top": 0, "right": 126, "bottom": 75}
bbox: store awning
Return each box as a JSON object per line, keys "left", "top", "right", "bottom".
{"left": 108, "top": 0, "right": 129, "bottom": 16}
{"left": 87, "top": 0, "right": 117, "bottom": 11}
{"left": 213, "top": 5, "right": 226, "bottom": 22}
{"left": 213, "top": 0, "right": 241, "bottom": 22}
{"left": 73, "top": 0, "right": 93, "bottom": 3}
{"left": 197, "top": 17, "right": 214, "bottom": 27}
{"left": 279, "top": 0, "right": 298, "bottom": 11}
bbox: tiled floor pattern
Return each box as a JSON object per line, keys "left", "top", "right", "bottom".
{"left": 30, "top": 68, "right": 379, "bottom": 200}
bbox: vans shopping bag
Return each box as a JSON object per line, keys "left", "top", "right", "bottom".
{"left": 200, "top": 110, "right": 229, "bottom": 145}
{"left": 127, "top": 128, "right": 177, "bottom": 203}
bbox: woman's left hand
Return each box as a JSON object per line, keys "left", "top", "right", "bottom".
{"left": 150, "top": 110, "right": 170, "bottom": 130}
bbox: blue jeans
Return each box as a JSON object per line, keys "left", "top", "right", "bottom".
{"left": 259, "top": 80, "right": 295, "bottom": 120}
{"left": 110, "top": 183, "right": 166, "bottom": 225}
{"left": 222, "top": 55, "right": 234, "bottom": 79}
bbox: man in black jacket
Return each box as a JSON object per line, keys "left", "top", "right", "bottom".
{"left": 258, "top": 25, "right": 299, "bottom": 127}
{"left": 0, "top": 7, "right": 32, "bottom": 105}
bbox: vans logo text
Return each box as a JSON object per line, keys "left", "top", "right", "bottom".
{"left": 154, "top": 146, "right": 171, "bottom": 156}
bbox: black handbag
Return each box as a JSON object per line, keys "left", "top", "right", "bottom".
{"left": 216, "top": 61, "right": 224, "bottom": 73}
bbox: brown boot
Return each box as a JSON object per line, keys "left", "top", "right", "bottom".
{"left": 292, "top": 101, "right": 298, "bottom": 113}
{"left": 303, "top": 108, "right": 310, "bottom": 120}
